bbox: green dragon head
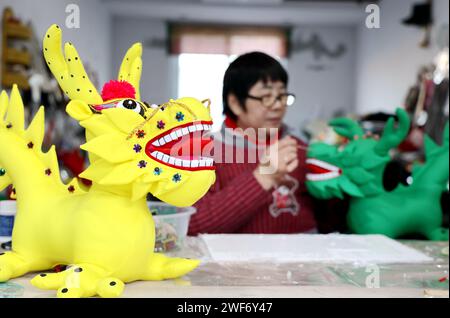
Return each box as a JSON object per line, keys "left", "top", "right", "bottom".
{"left": 306, "top": 108, "right": 410, "bottom": 200}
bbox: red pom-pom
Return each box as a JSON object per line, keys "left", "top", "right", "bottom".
{"left": 101, "top": 80, "right": 136, "bottom": 102}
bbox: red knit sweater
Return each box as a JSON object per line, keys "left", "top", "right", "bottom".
{"left": 188, "top": 121, "right": 317, "bottom": 235}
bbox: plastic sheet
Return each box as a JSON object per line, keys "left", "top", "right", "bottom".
{"left": 169, "top": 237, "right": 449, "bottom": 291}
{"left": 1, "top": 237, "right": 448, "bottom": 297}
{"left": 0, "top": 282, "right": 24, "bottom": 298}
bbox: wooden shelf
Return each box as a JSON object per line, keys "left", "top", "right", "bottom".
{"left": 4, "top": 47, "right": 31, "bottom": 66}
{"left": 4, "top": 22, "right": 31, "bottom": 40}
{"left": 1, "top": 71, "right": 29, "bottom": 89}
{"left": 1, "top": 7, "right": 32, "bottom": 90}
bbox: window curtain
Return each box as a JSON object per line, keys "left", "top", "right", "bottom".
{"left": 170, "top": 24, "right": 289, "bottom": 57}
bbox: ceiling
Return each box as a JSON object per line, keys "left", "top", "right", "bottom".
{"left": 103, "top": 0, "right": 378, "bottom": 6}
{"left": 103, "top": 0, "right": 372, "bottom": 25}
{"left": 285, "top": 0, "right": 378, "bottom": 2}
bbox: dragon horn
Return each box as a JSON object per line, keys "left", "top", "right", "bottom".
{"left": 43, "top": 24, "right": 103, "bottom": 105}
{"left": 329, "top": 117, "right": 364, "bottom": 140}
{"left": 374, "top": 108, "right": 410, "bottom": 156}
{"left": 118, "top": 43, "right": 143, "bottom": 100}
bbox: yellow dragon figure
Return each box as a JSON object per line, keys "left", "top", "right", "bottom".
{"left": 0, "top": 25, "right": 216, "bottom": 297}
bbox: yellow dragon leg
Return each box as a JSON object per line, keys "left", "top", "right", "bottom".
{"left": 0, "top": 251, "right": 46, "bottom": 282}
{"left": 144, "top": 253, "right": 200, "bottom": 281}
{"left": 30, "top": 264, "right": 124, "bottom": 298}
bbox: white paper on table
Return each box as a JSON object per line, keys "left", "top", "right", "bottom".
{"left": 200, "top": 234, "right": 433, "bottom": 264}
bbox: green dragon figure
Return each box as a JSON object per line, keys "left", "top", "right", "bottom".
{"left": 306, "top": 108, "right": 449, "bottom": 241}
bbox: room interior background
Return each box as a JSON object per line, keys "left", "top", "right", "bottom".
{"left": 0, "top": 0, "right": 448, "bottom": 136}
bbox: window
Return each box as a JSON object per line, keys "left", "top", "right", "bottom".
{"left": 172, "top": 24, "right": 289, "bottom": 131}
{"left": 178, "top": 53, "right": 231, "bottom": 131}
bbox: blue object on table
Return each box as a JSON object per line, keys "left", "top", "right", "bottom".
{"left": 0, "top": 214, "right": 14, "bottom": 237}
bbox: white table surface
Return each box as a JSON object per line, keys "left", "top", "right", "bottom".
{"left": 1, "top": 236, "right": 449, "bottom": 298}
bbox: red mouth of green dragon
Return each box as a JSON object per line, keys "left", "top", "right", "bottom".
{"left": 145, "top": 121, "right": 215, "bottom": 171}
{"left": 306, "top": 158, "right": 342, "bottom": 181}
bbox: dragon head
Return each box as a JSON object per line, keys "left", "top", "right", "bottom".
{"left": 306, "top": 108, "right": 410, "bottom": 200}
{"left": 75, "top": 97, "right": 215, "bottom": 206}
{"left": 43, "top": 25, "right": 215, "bottom": 206}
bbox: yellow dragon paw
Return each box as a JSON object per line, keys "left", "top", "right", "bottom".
{"left": 0, "top": 251, "right": 32, "bottom": 282}
{"left": 30, "top": 264, "right": 124, "bottom": 298}
{"left": 0, "top": 263, "right": 12, "bottom": 282}
{"left": 145, "top": 254, "right": 201, "bottom": 281}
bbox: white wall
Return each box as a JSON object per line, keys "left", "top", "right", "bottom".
{"left": 111, "top": 17, "right": 176, "bottom": 105}
{"left": 355, "top": 0, "right": 449, "bottom": 115}
{"left": 5, "top": 0, "right": 447, "bottom": 122}
{"left": 286, "top": 25, "right": 356, "bottom": 135}
{"left": 108, "top": 0, "right": 359, "bottom": 133}
{"left": 110, "top": 16, "right": 357, "bottom": 136}
{"left": 105, "top": 0, "right": 365, "bottom": 26}
{"left": 0, "top": 0, "right": 111, "bottom": 88}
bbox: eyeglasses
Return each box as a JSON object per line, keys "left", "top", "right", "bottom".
{"left": 246, "top": 93, "right": 296, "bottom": 108}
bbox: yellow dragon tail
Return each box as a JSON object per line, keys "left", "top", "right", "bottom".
{"left": 0, "top": 85, "right": 86, "bottom": 199}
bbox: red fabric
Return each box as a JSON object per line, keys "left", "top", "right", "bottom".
{"left": 189, "top": 135, "right": 317, "bottom": 235}
{"left": 59, "top": 149, "right": 85, "bottom": 176}
{"left": 224, "top": 116, "right": 238, "bottom": 130}
{"left": 224, "top": 116, "right": 281, "bottom": 146}
{"left": 101, "top": 80, "right": 135, "bottom": 102}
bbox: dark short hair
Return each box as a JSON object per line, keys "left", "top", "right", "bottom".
{"left": 222, "top": 51, "right": 288, "bottom": 121}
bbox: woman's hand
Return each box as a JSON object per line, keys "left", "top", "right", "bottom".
{"left": 253, "top": 136, "right": 298, "bottom": 191}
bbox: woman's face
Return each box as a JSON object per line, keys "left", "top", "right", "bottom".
{"left": 235, "top": 80, "right": 288, "bottom": 131}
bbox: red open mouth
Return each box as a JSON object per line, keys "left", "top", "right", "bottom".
{"left": 145, "top": 121, "right": 215, "bottom": 171}
{"left": 306, "top": 158, "right": 342, "bottom": 181}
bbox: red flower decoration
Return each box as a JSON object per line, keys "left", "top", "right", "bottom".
{"left": 101, "top": 80, "right": 136, "bottom": 102}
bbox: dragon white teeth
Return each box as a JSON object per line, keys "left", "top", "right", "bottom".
{"left": 149, "top": 151, "right": 213, "bottom": 169}
{"left": 306, "top": 171, "right": 340, "bottom": 181}
{"left": 305, "top": 159, "right": 341, "bottom": 181}
{"left": 148, "top": 123, "right": 213, "bottom": 169}
{"left": 191, "top": 160, "right": 199, "bottom": 168}
{"left": 305, "top": 158, "right": 340, "bottom": 172}
{"left": 182, "top": 160, "right": 190, "bottom": 167}
{"left": 151, "top": 123, "right": 211, "bottom": 147}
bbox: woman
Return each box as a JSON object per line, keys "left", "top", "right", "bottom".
{"left": 188, "top": 52, "right": 317, "bottom": 234}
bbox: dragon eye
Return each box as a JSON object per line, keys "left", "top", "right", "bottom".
{"left": 117, "top": 99, "right": 144, "bottom": 116}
